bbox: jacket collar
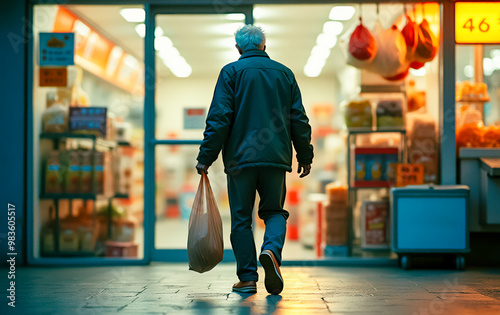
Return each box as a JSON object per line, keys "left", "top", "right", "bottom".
{"left": 238, "top": 49, "right": 269, "bottom": 60}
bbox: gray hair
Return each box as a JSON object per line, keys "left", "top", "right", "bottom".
{"left": 234, "top": 25, "right": 266, "bottom": 52}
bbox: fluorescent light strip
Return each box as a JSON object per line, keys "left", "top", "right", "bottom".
{"left": 120, "top": 8, "right": 145, "bottom": 23}
{"left": 304, "top": 20, "right": 344, "bottom": 77}
{"left": 329, "top": 6, "right": 355, "bottom": 21}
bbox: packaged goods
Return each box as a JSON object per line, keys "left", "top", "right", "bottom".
{"left": 346, "top": 18, "right": 377, "bottom": 68}
{"left": 414, "top": 19, "right": 438, "bottom": 62}
{"left": 65, "top": 150, "right": 81, "bottom": 193}
{"left": 42, "top": 103, "right": 68, "bottom": 133}
{"left": 80, "top": 151, "right": 93, "bottom": 193}
{"left": 322, "top": 182, "right": 348, "bottom": 246}
{"left": 376, "top": 100, "right": 404, "bottom": 128}
{"left": 365, "top": 23, "right": 408, "bottom": 78}
{"left": 401, "top": 15, "right": 418, "bottom": 59}
{"left": 105, "top": 241, "right": 138, "bottom": 257}
{"left": 45, "top": 151, "right": 63, "bottom": 193}
{"left": 115, "top": 121, "right": 132, "bottom": 142}
{"left": 354, "top": 147, "right": 399, "bottom": 185}
{"left": 344, "top": 99, "right": 373, "bottom": 129}
{"left": 456, "top": 81, "right": 489, "bottom": 101}
{"left": 94, "top": 152, "right": 104, "bottom": 194}
{"left": 407, "top": 81, "right": 426, "bottom": 112}
{"left": 59, "top": 229, "right": 79, "bottom": 252}
{"left": 361, "top": 201, "right": 390, "bottom": 248}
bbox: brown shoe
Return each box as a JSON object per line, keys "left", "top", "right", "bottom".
{"left": 232, "top": 281, "right": 257, "bottom": 293}
{"left": 259, "top": 249, "right": 283, "bottom": 295}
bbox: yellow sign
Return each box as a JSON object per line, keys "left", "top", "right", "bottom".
{"left": 456, "top": 2, "right": 500, "bottom": 44}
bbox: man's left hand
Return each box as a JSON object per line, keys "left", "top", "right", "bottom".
{"left": 196, "top": 162, "right": 209, "bottom": 175}
{"left": 298, "top": 163, "right": 311, "bottom": 178}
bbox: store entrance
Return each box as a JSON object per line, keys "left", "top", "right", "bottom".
{"left": 147, "top": 6, "right": 253, "bottom": 261}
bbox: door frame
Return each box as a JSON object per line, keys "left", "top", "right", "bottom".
{"left": 144, "top": 4, "right": 253, "bottom": 262}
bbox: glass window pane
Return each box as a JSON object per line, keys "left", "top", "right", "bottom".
{"left": 32, "top": 4, "right": 145, "bottom": 259}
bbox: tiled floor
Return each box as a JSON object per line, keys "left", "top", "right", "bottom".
{"left": 9, "top": 263, "right": 500, "bottom": 314}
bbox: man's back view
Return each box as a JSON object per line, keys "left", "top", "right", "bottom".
{"left": 196, "top": 25, "right": 314, "bottom": 295}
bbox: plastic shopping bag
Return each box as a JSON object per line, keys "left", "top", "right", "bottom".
{"left": 187, "top": 172, "right": 223, "bottom": 273}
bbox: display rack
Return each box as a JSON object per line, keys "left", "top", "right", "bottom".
{"left": 346, "top": 128, "right": 407, "bottom": 256}
{"left": 39, "top": 133, "right": 130, "bottom": 258}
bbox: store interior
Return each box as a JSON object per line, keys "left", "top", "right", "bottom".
{"left": 31, "top": 3, "right": 500, "bottom": 262}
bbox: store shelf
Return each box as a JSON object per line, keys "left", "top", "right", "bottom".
{"left": 117, "top": 141, "right": 132, "bottom": 147}
{"left": 347, "top": 128, "right": 406, "bottom": 135}
{"left": 40, "top": 132, "right": 116, "bottom": 149}
{"left": 351, "top": 181, "right": 393, "bottom": 189}
{"left": 41, "top": 251, "right": 95, "bottom": 258}
{"left": 40, "top": 193, "right": 108, "bottom": 200}
{"left": 113, "top": 193, "right": 130, "bottom": 199}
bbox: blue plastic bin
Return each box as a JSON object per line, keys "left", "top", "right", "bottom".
{"left": 391, "top": 185, "right": 470, "bottom": 269}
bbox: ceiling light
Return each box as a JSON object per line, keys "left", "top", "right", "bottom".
{"left": 464, "top": 65, "right": 474, "bottom": 78}
{"left": 226, "top": 13, "right": 245, "bottom": 21}
{"left": 135, "top": 24, "right": 145, "bottom": 38}
{"left": 311, "top": 45, "right": 331, "bottom": 60}
{"left": 490, "top": 49, "right": 500, "bottom": 58}
{"left": 306, "top": 56, "right": 326, "bottom": 69}
{"left": 493, "top": 56, "right": 500, "bottom": 69}
{"left": 483, "top": 58, "right": 494, "bottom": 76}
{"left": 316, "top": 33, "right": 337, "bottom": 49}
{"left": 136, "top": 25, "right": 164, "bottom": 38}
{"left": 154, "top": 36, "right": 173, "bottom": 51}
{"left": 158, "top": 47, "right": 180, "bottom": 63}
{"left": 329, "top": 6, "right": 356, "bottom": 21}
{"left": 120, "top": 8, "right": 145, "bottom": 23}
{"left": 155, "top": 27, "right": 164, "bottom": 37}
{"left": 410, "top": 67, "right": 426, "bottom": 77}
{"left": 323, "top": 21, "right": 343, "bottom": 36}
{"left": 304, "top": 64, "right": 322, "bottom": 77}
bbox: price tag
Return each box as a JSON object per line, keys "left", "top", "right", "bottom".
{"left": 396, "top": 164, "right": 424, "bottom": 187}
{"left": 39, "top": 67, "right": 67, "bottom": 87}
{"left": 455, "top": 2, "right": 500, "bottom": 44}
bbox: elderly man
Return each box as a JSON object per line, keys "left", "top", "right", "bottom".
{"left": 196, "top": 25, "right": 313, "bottom": 295}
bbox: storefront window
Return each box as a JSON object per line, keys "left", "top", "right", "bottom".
{"left": 32, "top": 5, "right": 145, "bottom": 260}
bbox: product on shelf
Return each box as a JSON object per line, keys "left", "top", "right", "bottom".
{"left": 115, "top": 121, "right": 132, "bottom": 143}
{"left": 456, "top": 81, "right": 489, "bottom": 101}
{"left": 354, "top": 147, "right": 398, "bottom": 186}
{"left": 45, "top": 151, "right": 63, "bottom": 193}
{"left": 407, "top": 110, "right": 438, "bottom": 183}
{"left": 65, "top": 150, "right": 81, "bottom": 193}
{"left": 361, "top": 200, "right": 390, "bottom": 248}
{"left": 322, "top": 182, "right": 348, "bottom": 246}
{"left": 344, "top": 99, "right": 373, "bottom": 129}
{"left": 80, "top": 151, "right": 93, "bottom": 193}
{"left": 376, "top": 99, "right": 404, "bottom": 128}
{"left": 105, "top": 241, "right": 138, "bottom": 257}
{"left": 42, "top": 103, "right": 68, "bottom": 133}
{"left": 59, "top": 229, "right": 79, "bottom": 252}
{"left": 406, "top": 80, "right": 426, "bottom": 112}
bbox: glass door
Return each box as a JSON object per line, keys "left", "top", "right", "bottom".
{"left": 145, "top": 5, "right": 253, "bottom": 261}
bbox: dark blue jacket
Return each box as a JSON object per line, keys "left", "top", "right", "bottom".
{"left": 197, "top": 49, "right": 314, "bottom": 173}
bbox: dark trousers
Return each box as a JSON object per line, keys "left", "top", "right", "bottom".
{"left": 227, "top": 167, "right": 289, "bottom": 282}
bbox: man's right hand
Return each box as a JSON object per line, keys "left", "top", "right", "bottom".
{"left": 298, "top": 163, "right": 311, "bottom": 178}
{"left": 196, "top": 162, "right": 209, "bottom": 175}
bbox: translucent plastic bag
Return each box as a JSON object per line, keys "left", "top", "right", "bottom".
{"left": 187, "top": 173, "right": 223, "bottom": 273}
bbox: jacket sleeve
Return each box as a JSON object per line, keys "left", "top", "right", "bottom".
{"left": 290, "top": 77, "right": 314, "bottom": 165}
{"left": 197, "top": 69, "right": 234, "bottom": 166}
